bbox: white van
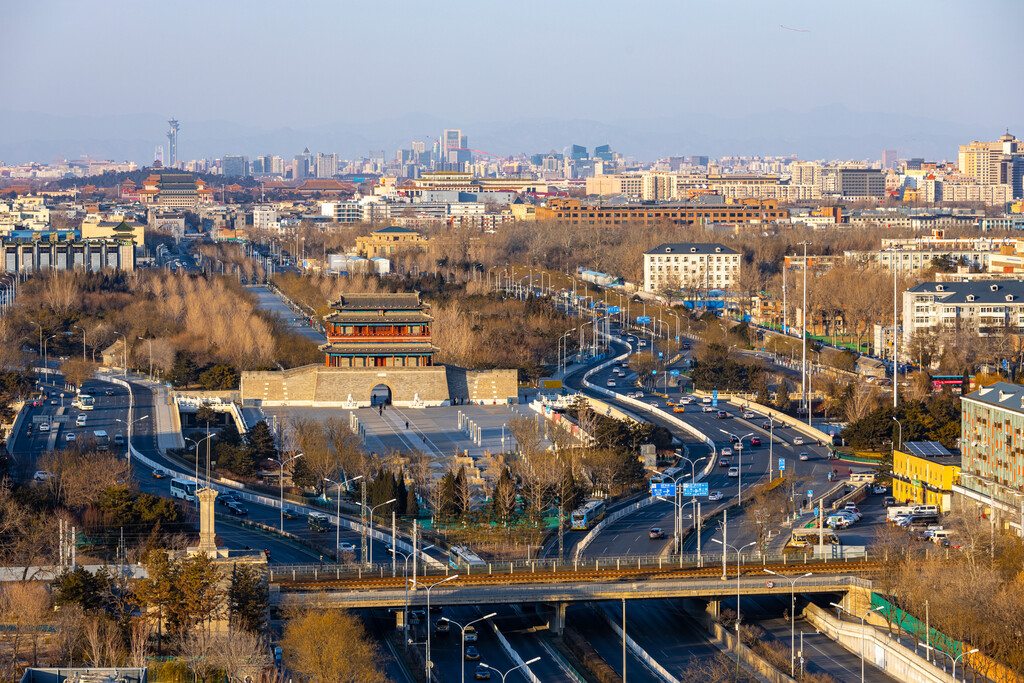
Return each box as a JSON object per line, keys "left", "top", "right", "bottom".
{"left": 931, "top": 529, "right": 954, "bottom": 544}
{"left": 911, "top": 505, "right": 939, "bottom": 517}
{"left": 886, "top": 506, "right": 915, "bottom": 522}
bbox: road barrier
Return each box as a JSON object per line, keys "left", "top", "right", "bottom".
{"left": 488, "top": 619, "right": 542, "bottom": 683}
{"left": 4, "top": 400, "right": 29, "bottom": 459}
{"left": 601, "top": 607, "right": 680, "bottom": 683}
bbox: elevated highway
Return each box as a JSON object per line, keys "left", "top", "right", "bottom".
{"left": 272, "top": 558, "right": 878, "bottom": 610}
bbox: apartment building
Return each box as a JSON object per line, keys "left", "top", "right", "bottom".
{"left": 892, "top": 442, "right": 959, "bottom": 512}
{"left": 643, "top": 242, "right": 740, "bottom": 294}
{"left": 537, "top": 198, "right": 787, "bottom": 226}
{"left": 959, "top": 381, "right": 1024, "bottom": 533}
{"left": 901, "top": 280, "right": 1024, "bottom": 349}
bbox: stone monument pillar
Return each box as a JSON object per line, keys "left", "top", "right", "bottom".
{"left": 196, "top": 487, "right": 220, "bottom": 553}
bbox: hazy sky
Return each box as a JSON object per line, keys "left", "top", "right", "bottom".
{"left": 1, "top": 1, "right": 1021, "bottom": 162}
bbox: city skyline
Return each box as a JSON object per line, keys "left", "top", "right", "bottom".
{"left": 1, "top": 0, "right": 1022, "bottom": 164}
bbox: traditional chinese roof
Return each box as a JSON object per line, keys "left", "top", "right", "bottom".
{"left": 319, "top": 342, "right": 437, "bottom": 355}
{"left": 328, "top": 292, "right": 424, "bottom": 311}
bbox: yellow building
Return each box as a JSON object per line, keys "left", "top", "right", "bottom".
{"left": 355, "top": 225, "right": 430, "bottom": 258}
{"left": 892, "top": 442, "right": 960, "bottom": 512}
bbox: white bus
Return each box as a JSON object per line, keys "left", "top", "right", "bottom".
{"left": 170, "top": 478, "right": 197, "bottom": 502}
{"left": 74, "top": 394, "right": 95, "bottom": 411}
{"left": 92, "top": 430, "right": 109, "bottom": 451}
{"left": 448, "top": 545, "right": 486, "bottom": 569}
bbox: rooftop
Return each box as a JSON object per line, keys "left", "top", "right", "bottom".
{"left": 963, "top": 381, "right": 1024, "bottom": 413}
{"left": 328, "top": 292, "right": 424, "bottom": 311}
{"left": 907, "top": 280, "right": 1024, "bottom": 304}
{"left": 900, "top": 441, "right": 958, "bottom": 465}
{"left": 645, "top": 242, "right": 738, "bottom": 256}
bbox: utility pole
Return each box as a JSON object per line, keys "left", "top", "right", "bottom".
{"left": 798, "top": 241, "right": 812, "bottom": 423}
{"left": 361, "top": 479, "right": 368, "bottom": 565}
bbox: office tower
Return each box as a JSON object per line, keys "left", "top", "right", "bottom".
{"left": 570, "top": 144, "right": 587, "bottom": 161}
{"left": 882, "top": 149, "right": 897, "bottom": 170}
{"left": 251, "top": 157, "right": 265, "bottom": 174}
{"left": 167, "top": 119, "right": 179, "bottom": 167}
{"left": 294, "top": 147, "right": 312, "bottom": 180}
{"left": 222, "top": 155, "right": 250, "bottom": 178}
{"left": 594, "top": 145, "right": 613, "bottom": 162}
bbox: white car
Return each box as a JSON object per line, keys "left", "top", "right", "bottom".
{"left": 33, "top": 470, "right": 53, "bottom": 483}
{"left": 606, "top": 379, "right": 617, "bottom": 387}
{"left": 793, "top": 436, "right": 805, "bottom": 445}
{"left": 649, "top": 402, "right": 659, "bottom": 409}
{"left": 38, "top": 422, "right": 50, "bottom": 433}
{"left": 727, "top": 467, "right": 739, "bottom": 478}
{"left": 702, "top": 406, "right": 716, "bottom": 413}
{"left": 742, "top": 411, "right": 756, "bottom": 419}
{"left": 65, "top": 433, "right": 76, "bottom": 442}
{"left": 634, "top": 391, "right": 644, "bottom": 398}
{"left": 76, "top": 415, "right": 87, "bottom": 427}
{"left": 708, "top": 491, "right": 723, "bottom": 501}
{"left": 720, "top": 447, "right": 733, "bottom": 457}
{"left": 681, "top": 397, "right": 693, "bottom": 405}
{"left": 338, "top": 542, "right": 356, "bottom": 554}
{"left": 799, "top": 452, "right": 809, "bottom": 461}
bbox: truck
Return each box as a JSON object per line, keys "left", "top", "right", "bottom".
{"left": 93, "top": 430, "right": 110, "bottom": 451}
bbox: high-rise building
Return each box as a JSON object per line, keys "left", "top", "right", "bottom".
{"left": 958, "top": 132, "right": 1022, "bottom": 193}
{"left": 167, "top": 119, "right": 179, "bottom": 167}
{"left": 293, "top": 148, "right": 312, "bottom": 180}
{"left": 594, "top": 145, "right": 613, "bottom": 162}
{"left": 315, "top": 153, "right": 338, "bottom": 178}
{"left": 222, "top": 155, "right": 250, "bottom": 178}
{"left": 441, "top": 129, "right": 471, "bottom": 166}
{"left": 882, "top": 149, "right": 897, "bottom": 170}
{"left": 836, "top": 168, "right": 885, "bottom": 198}
{"left": 251, "top": 157, "right": 265, "bottom": 174}
{"left": 570, "top": 144, "right": 587, "bottom": 161}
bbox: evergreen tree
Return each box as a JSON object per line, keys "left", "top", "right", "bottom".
{"left": 245, "top": 420, "right": 278, "bottom": 462}
{"left": 489, "top": 468, "right": 518, "bottom": 524}
{"left": 558, "top": 466, "right": 583, "bottom": 516}
{"left": 439, "top": 471, "right": 458, "bottom": 521}
{"left": 228, "top": 563, "right": 268, "bottom": 635}
{"left": 290, "top": 458, "right": 317, "bottom": 490}
{"left": 395, "top": 468, "right": 408, "bottom": 516}
{"left": 775, "top": 380, "right": 792, "bottom": 412}
{"left": 405, "top": 482, "right": 419, "bottom": 519}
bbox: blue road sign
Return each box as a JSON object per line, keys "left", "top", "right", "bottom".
{"left": 650, "top": 483, "right": 676, "bottom": 497}
{"left": 669, "top": 369, "right": 680, "bottom": 377}
{"left": 637, "top": 316, "right": 651, "bottom": 324}
{"left": 608, "top": 306, "right": 620, "bottom": 314}
{"left": 659, "top": 352, "right": 664, "bottom": 358}
{"left": 778, "top": 458, "right": 785, "bottom": 471}
{"left": 682, "top": 482, "right": 709, "bottom": 497}
{"left": 807, "top": 490, "right": 813, "bottom": 498}
{"left": 676, "top": 336, "right": 680, "bottom": 342}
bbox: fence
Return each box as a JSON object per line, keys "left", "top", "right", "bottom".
{"left": 488, "top": 619, "right": 542, "bottom": 683}
{"left": 602, "top": 606, "right": 680, "bottom": 683}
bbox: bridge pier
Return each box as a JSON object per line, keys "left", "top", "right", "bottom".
{"left": 548, "top": 602, "right": 568, "bottom": 636}
{"left": 707, "top": 599, "right": 721, "bottom": 621}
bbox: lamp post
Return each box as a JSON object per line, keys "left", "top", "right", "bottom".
{"left": 892, "top": 416, "right": 903, "bottom": 451}
{"left": 391, "top": 545, "right": 435, "bottom": 644}
{"left": 327, "top": 474, "right": 363, "bottom": 553}
{"left": 765, "top": 570, "right": 813, "bottom": 676}
{"left": 43, "top": 335, "right": 56, "bottom": 376}
{"left": 720, "top": 430, "right": 754, "bottom": 504}
{"left": 480, "top": 657, "right": 541, "bottom": 683}
{"left": 183, "top": 434, "right": 216, "bottom": 486}
{"left": 410, "top": 574, "right": 459, "bottom": 682}
{"left": 115, "top": 414, "right": 148, "bottom": 467}
{"left": 797, "top": 241, "right": 812, "bottom": 422}
{"left": 115, "top": 332, "right": 128, "bottom": 376}
{"left": 270, "top": 453, "right": 305, "bottom": 532}
{"left": 767, "top": 416, "right": 776, "bottom": 482}
{"left": 713, "top": 538, "right": 756, "bottom": 679}
{"left": 953, "top": 648, "right": 979, "bottom": 681}
{"left": 439, "top": 612, "right": 497, "bottom": 683}
{"left": 138, "top": 337, "right": 153, "bottom": 381}
{"left": 831, "top": 602, "right": 885, "bottom": 683}
{"left": 889, "top": 246, "right": 902, "bottom": 408}
{"left": 72, "top": 325, "right": 86, "bottom": 361}
{"left": 360, "top": 498, "right": 397, "bottom": 566}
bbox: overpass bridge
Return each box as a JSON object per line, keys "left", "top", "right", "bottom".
{"left": 271, "top": 558, "right": 879, "bottom": 619}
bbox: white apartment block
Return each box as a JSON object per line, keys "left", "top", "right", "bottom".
{"left": 902, "top": 280, "right": 1024, "bottom": 350}
{"left": 644, "top": 243, "right": 741, "bottom": 294}
{"left": 252, "top": 205, "right": 278, "bottom": 231}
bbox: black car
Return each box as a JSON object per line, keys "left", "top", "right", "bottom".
{"left": 217, "top": 492, "right": 241, "bottom": 506}
{"left": 282, "top": 507, "right": 303, "bottom": 520}
{"left": 104, "top": 389, "right": 115, "bottom": 396}
{"left": 226, "top": 502, "right": 248, "bottom": 516}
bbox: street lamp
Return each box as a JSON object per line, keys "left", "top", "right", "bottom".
{"left": 892, "top": 416, "right": 903, "bottom": 452}
{"left": 115, "top": 414, "right": 148, "bottom": 467}
{"left": 115, "top": 332, "right": 128, "bottom": 376}
{"left": 720, "top": 430, "right": 754, "bottom": 504}
{"left": 713, "top": 538, "right": 756, "bottom": 678}
{"left": 72, "top": 325, "right": 86, "bottom": 361}
{"left": 390, "top": 544, "right": 435, "bottom": 642}
{"left": 270, "top": 453, "right": 305, "bottom": 532}
{"left": 480, "top": 657, "right": 541, "bottom": 683}
{"left": 327, "top": 474, "right": 363, "bottom": 555}
{"left": 765, "top": 570, "right": 813, "bottom": 676}
{"left": 183, "top": 434, "right": 216, "bottom": 486}
{"left": 797, "top": 241, "right": 812, "bottom": 424}
{"left": 440, "top": 612, "right": 497, "bottom": 683}
{"left": 138, "top": 337, "right": 153, "bottom": 381}
{"left": 43, "top": 335, "right": 56, "bottom": 376}
{"left": 360, "top": 498, "right": 397, "bottom": 566}
{"left": 830, "top": 602, "right": 885, "bottom": 683}
{"left": 410, "top": 574, "right": 459, "bottom": 682}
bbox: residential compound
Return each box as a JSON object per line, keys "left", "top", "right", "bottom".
{"left": 901, "top": 280, "right": 1024, "bottom": 347}
{"left": 643, "top": 242, "right": 740, "bottom": 294}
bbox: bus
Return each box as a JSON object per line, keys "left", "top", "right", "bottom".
{"left": 787, "top": 528, "right": 841, "bottom": 549}
{"left": 570, "top": 499, "right": 607, "bottom": 530}
{"left": 74, "top": 394, "right": 95, "bottom": 411}
{"left": 448, "top": 545, "right": 486, "bottom": 569}
{"left": 170, "top": 478, "right": 198, "bottom": 502}
{"left": 92, "top": 430, "right": 109, "bottom": 451}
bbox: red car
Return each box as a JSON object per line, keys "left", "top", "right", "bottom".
{"left": 750, "top": 437, "right": 761, "bottom": 447}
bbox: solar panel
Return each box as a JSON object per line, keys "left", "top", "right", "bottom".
{"left": 903, "top": 441, "right": 952, "bottom": 457}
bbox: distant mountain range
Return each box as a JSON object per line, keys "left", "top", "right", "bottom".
{"left": 0, "top": 107, "right": 1015, "bottom": 167}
